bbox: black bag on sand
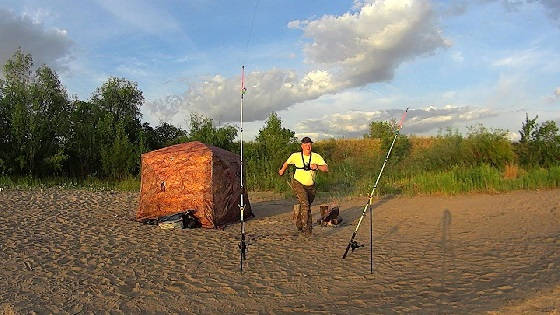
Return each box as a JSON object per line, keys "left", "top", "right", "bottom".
{"left": 181, "top": 210, "right": 202, "bottom": 229}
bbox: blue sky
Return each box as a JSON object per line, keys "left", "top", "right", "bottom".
{"left": 1, "top": 0, "right": 559, "bottom": 141}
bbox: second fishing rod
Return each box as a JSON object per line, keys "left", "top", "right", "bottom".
{"left": 342, "top": 108, "right": 409, "bottom": 274}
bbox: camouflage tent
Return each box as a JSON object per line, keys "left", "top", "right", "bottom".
{"left": 136, "top": 141, "right": 252, "bottom": 228}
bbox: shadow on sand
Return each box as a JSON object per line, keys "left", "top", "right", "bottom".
{"left": 338, "top": 194, "right": 397, "bottom": 224}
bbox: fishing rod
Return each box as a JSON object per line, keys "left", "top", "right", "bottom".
{"left": 342, "top": 108, "right": 409, "bottom": 274}
{"left": 238, "top": 66, "right": 248, "bottom": 273}
{"left": 237, "top": 0, "right": 260, "bottom": 274}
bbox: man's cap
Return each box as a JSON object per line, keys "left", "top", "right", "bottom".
{"left": 301, "top": 136, "right": 313, "bottom": 143}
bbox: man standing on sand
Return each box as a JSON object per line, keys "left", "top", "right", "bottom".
{"left": 278, "top": 136, "right": 328, "bottom": 236}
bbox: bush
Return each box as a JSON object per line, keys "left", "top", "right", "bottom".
{"left": 516, "top": 114, "right": 560, "bottom": 168}
{"left": 410, "top": 130, "right": 467, "bottom": 172}
{"left": 463, "top": 125, "right": 514, "bottom": 169}
{"left": 367, "top": 119, "right": 411, "bottom": 162}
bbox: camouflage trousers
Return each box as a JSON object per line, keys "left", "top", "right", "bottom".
{"left": 291, "top": 178, "right": 316, "bottom": 235}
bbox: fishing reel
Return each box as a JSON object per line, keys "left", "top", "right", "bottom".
{"left": 350, "top": 240, "right": 364, "bottom": 252}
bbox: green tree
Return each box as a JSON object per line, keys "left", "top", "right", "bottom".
{"left": 182, "top": 113, "right": 237, "bottom": 151}
{"left": 97, "top": 112, "right": 119, "bottom": 177}
{"left": 138, "top": 122, "right": 157, "bottom": 152}
{"left": 367, "top": 119, "right": 410, "bottom": 162}
{"left": 248, "top": 112, "right": 298, "bottom": 190}
{"left": 0, "top": 49, "right": 72, "bottom": 176}
{"left": 367, "top": 121, "right": 394, "bottom": 140}
{"left": 516, "top": 114, "right": 560, "bottom": 168}
{"left": 517, "top": 114, "right": 539, "bottom": 167}
{"left": 0, "top": 48, "right": 33, "bottom": 174}
{"left": 90, "top": 77, "right": 145, "bottom": 178}
{"left": 532, "top": 120, "right": 560, "bottom": 167}
{"left": 154, "top": 121, "right": 187, "bottom": 148}
{"left": 100, "top": 121, "right": 136, "bottom": 179}
{"left": 67, "top": 100, "right": 103, "bottom": 176}
{"left": 29, "top": 65, "right": 71, "bottom": 175}
{"left": 519, "top": 113, "right": 538, "bottom": 143}
{"left": 91, "top": 77, "right": 144, "bottom": 144}
{"left": 255, "top": 112, "right": 297, "bottom": 159}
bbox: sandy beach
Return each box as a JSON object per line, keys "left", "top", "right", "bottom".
{"left": 1, "top": 188, "right": 559, "bottom": 314}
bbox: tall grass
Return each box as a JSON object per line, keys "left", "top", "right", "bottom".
{"left": 0, "top": 175, "right": 140, "bottom": 191}
{"left": 396, "top": 165, "right": 560, "bottom": 195}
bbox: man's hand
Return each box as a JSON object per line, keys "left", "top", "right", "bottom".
{"left": 279, "top": 162, "right": 288, "bottom": 176}
{"left": 312, "top": 164, "right": 328, "bottom": 172}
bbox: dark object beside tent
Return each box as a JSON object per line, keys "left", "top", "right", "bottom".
{"left": 317, "top": 205, "right": 343, "bottom": 226}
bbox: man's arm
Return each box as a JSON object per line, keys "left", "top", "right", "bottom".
{"left": 311, "top": 164, "right": 328, "bottom": 172}
{"left": 311, "top": 154, "right": 328, "bottom": 172}
{"left": 278, "top": 162, "right": 289, "bottom": 176}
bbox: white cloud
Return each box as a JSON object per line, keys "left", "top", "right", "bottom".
{"left": 401, "top": 106, "right": 496, "bottom": 133}
{"left": 298, "top": 0, "right": 448, "bottom": 87}
{"left": 0, "top": 9, "right": 73, "bottom": 71}
{"left": 143, "top": 95, "right": 184, "bottom": 125}
{"left": 144, "top": 68, "right": 339, "bottom": 124}
{"left": 287, "top": 20, "right": 304, "bottom": 29}
{"left": 294, "top": 132, "right": 337, "bottom": 141}
{"left": 151, "top": 0, "right": 448, "bottom": 123}
{"left": 295, "top": 110, "right": 384, "bottom": 139}
{"left": 294, "top": 105, "right": 497, "bottom": 138}
{"left": 555, "top": 87, "right": 560, "bottom": 98}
